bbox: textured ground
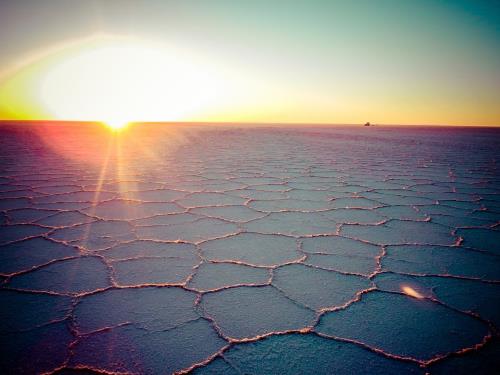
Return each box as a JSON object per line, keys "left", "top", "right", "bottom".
{"left": 0, "top": 123, "right": 499, "bottom": 374}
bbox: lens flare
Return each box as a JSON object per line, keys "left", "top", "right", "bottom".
{"left": 401, "top": 285, "right": 425, "bottom": 299}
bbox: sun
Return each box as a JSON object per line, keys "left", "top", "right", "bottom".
{"left": 0, "top": 36, "right": 238, "bottom": 124}
{"left": 37, "top": 38, "right": 224, "bottom": 124}
{"left": 104, "top": 119, "right": 129, "bottom": 130}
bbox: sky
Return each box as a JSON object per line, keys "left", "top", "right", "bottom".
{"left": 0, "top": 0, "right": 499, "bottom": 126}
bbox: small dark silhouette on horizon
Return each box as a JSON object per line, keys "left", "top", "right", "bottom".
{"left": 364, "top": 122, "right": 371, "bottom": 126}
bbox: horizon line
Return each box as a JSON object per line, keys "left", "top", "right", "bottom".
{"left": 0, "top": 119, "right": 499, "bottom": 128}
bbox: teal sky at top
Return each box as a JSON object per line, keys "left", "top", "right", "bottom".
{"left": 1, "top": 0, "right": 499, "bottom": 125}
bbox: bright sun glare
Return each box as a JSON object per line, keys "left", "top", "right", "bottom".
{"left": 104, "top": 119, "right": 129, "bottom": 130}
{"left": 31, "top": 37, "right": 230, "bottom": 126}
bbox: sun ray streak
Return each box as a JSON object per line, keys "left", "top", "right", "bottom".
{"left": 81, "top": 135, "right": 115, "bottom": 250}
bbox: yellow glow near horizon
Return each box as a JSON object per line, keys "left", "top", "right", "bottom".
{"left": 0, "top": 36, "right": 250, "bottom": 125}
{"left": 1, "top": 35, "right": 498, "bottom": 126}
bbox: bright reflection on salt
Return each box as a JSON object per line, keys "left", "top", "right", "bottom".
{"left": 401, "top": 285, "right": 424, "bottom": 299}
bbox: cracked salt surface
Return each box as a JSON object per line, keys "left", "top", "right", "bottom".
{"left": 0, "top": 123, "right": 499, "bottom": 374}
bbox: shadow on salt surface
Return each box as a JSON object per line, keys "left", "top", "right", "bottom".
{"left": 0, "top": 287, "right": 74, "bottom": 374}
{"left": 429, "top": 337, "right": 500, "bottom": 374}
{"left": 0, "top": 290, "right": 72, "bottom": 332}
{"left": 2, "top": 322, "right": 73, "bottom": 374}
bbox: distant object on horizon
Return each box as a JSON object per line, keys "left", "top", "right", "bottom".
{"left": 364, "top": 122, "right": 371, "bottom": 126}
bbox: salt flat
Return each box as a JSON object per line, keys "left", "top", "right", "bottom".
{"left": 0, "top": 123, "right": 499, "bottom": 374}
